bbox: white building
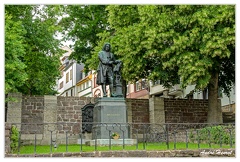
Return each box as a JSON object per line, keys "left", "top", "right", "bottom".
{"left": 76, "top": 70, "right": 93, "bottom": 97}
{"left": 149, "top": 80, "right": 235, "bottom": 107}
{"left": 57, "top": 46, "right": 84, "bottom": 96}
{"left": 56, "top": 46, "right": 105, "bottom": 98}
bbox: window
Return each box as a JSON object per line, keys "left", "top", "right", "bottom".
{"left": 85, "top": 81, "right": 90, "bottom": 88}
{"left": 79, "top": 71, "right": 83, "bottom": 80}
{"left": 83, "top": 82, "right": 85, "bottom": 89}
{"left": 136, "top": 79, "right": 146, "bottom": 91}
{"left": 82, "top": 71, "right": 85, "bottom": 78}
{"left": 142, "top": 79, "right": 146, "bottom": 89}
{"left": 66, "top": 72, "right": 69, "bottom": 83}
{"left": 70, "top": 69, "right": 73, "bottom": 80}
{"left": 136, "top": 81, "right": 141, "bottom": 91}
{"left": 154, "top": 80, "right": 161, "bottom": 85}
{"left": 126, "top": 84, "right": 129, "bottom": 94}
{"left": 94, "top": 76, "right": 97, "bottom": 88}
{"left": 59, "top": 81, "right": 63, "bottom": 89}
{"left": 78, "top": 85, "right": 81, "bottom": 92}
{"left": 89, "top": 80, "right": 91, "bottom": 87}
{"left": 202, "top": 88, "right": 208, "bottom": 100}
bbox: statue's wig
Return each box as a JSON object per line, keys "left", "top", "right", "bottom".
{"left": 102, "top": 43, "right": 111, "bottom": 51}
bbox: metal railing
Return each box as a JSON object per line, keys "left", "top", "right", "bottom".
{"left": 8, "top": 122, "right": 235, "bottom": 154}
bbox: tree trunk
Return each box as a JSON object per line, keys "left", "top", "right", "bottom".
{"left": 207, "top": 71, "right": 223, "bottom": 123}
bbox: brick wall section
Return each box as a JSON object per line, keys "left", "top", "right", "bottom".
{"left": 7, "top": 95, "right": 149, "bottom": 137}
{"left": 126, "top": 98, "right": 149, "bottom": 123}
{"left": 57, "top": 96, "right": 96, "bottom": 134}
{"left": 21, "top": 95, "right": 44, "bottom": 134}
{"left": 164, "top": 98, "right": 208, "bottom": 123}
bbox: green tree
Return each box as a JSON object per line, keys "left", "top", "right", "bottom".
{"left": 5, "top": 5, "right": 64, "bottom": 95}
{"left": 5, "top": 12, "right": 28, "bottom": 94}
{"left": 60, "top": 5, "right": 110, "bottom": 71}
{"left": 94, "top": 5, "right": 235, "bottom": 123}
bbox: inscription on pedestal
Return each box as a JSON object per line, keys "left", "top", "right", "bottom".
{"left": 93, "top": 98, "right": 129, "bottom": 139}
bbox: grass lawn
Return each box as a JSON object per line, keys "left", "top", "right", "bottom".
{"left": 14, "top": 142, "right": 235, "bottom": 154}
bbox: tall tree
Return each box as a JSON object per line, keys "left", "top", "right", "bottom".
{"left": 5, "top": 5, "right": 64, "bottom": 95}
{"left": 94, "top": 5, "right": 235, "bottom": 123}
{"left": 5, "top": 11, "right": 28, "bottom": 94}
{"left": 60, "top": 5, "right": 110, "bottom": 71}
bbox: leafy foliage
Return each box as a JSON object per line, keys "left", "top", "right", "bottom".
{"left": 60, "top": 5, "right": 110, "bottom": 71}
{"left": 10, "top": 125, "right": 19, "bottom": 153}
{"left": 94, "top": 5, "right": 235, "bottom": 93}
{"left": 5, "top": 12, "right": 28, "bottom": 94}
{"left": 189, "top": 125, "right": 235, "bottom": 145}
{"left": 91, "top": 5, "right": 235, "bottom": 122}
{"left": 5, "top": 5, "right": 64, "bottom": 95}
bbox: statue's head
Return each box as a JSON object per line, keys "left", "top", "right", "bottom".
{"left": 102, "top": 43, "right": 111, "bottom": 52}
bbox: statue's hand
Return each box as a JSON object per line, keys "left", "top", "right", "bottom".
{"left": 108, "top": 61, "right": 113, "bottom": 64}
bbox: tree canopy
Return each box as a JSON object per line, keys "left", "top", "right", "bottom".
{"left": 90, "top": 5, "right": 235, "bottom": 123}
{"left": 5, "top": 11, "right": 27, "bottom": 94}
{"left": 5, "top": 5, "right": 64, "bottom": 95}
{"left": 60, "top": 5, "right": 110, "bottom": 71}
{"left": 93, "top": 5, "right": 235, "bottom": 93}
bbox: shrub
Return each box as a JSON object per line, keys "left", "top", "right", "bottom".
{"left": 10, "top": 125, "right": 19, "bottom": 153}
{"left": 189, "top": 125, "right": 235, "bottom": 145}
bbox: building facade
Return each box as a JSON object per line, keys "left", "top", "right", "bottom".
{"left": 126, "top": 79, "right": 149, "bottom": 99}
{"left": 149, "top": 79, "right": 235, "bottom": 108}
{"left": 76, "top": 70, "right": 93, "bottom": 97}
{"left": 57, "top": 46, "right": 84, "bottom": 96}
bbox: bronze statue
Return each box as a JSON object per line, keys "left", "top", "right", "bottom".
{"left": 113, "top": 60, "right": 123, "bottom": 97}
{"left": 96, "top": 43, "right": 115, "bottom": 97}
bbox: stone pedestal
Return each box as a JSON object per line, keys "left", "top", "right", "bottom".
{"left": 93, "top": 97, "right": 129, "bottom": 139}
{"left": 85, "top": 97, "right": 136, "bottom": 146}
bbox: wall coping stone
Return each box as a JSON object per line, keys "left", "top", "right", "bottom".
{"left": 5, "top": 149, "right": 235, "bottom": 157}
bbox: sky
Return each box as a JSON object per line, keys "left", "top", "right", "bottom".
{"left": 1, "top": 0, "right": 239, "bottom": 161}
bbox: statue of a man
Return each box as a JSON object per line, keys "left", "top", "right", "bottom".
{"left": 96, "top": 43, "right": 116, "bottom": 97}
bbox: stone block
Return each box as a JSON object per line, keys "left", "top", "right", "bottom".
{"left": 127, "top": 150, "right": 147, "bottom": 157}
{"left": 100, "top": 151, "right": 113, "bottom": 157}
{"left": 93, "top": 97, "right": 129, "bottom": 139}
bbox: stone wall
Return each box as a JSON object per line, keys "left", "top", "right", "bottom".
{"left": 6, "top": 94, "right": 220, "bottom": 150}
{"left": 57, "top": 96, "right": 96, "bottom": 134}
{"left": 6, "top": 94, "right": 150, "bottom": 146}
{"left": 222, "top": 103, "right": 235, "bottom": 123}
{"left": 5, "top": 149, "right": 235, "bottom": 157}
{"left": 7, "top": 93, "right": 22, "bottom": 128}
{"left": 21, "top": 95, "right": 44, "bottom": 134}
{"left": 126, "top": 98, "right": 149, "bottom": 123}
{"left": 8, "top": 95, "right": 213, "bottom": 127}
{"left": 164, "top": 98, "right": 208, "bottom": 123}
{"left": 149, "top": 97, "right": 165, "bottom": 123}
